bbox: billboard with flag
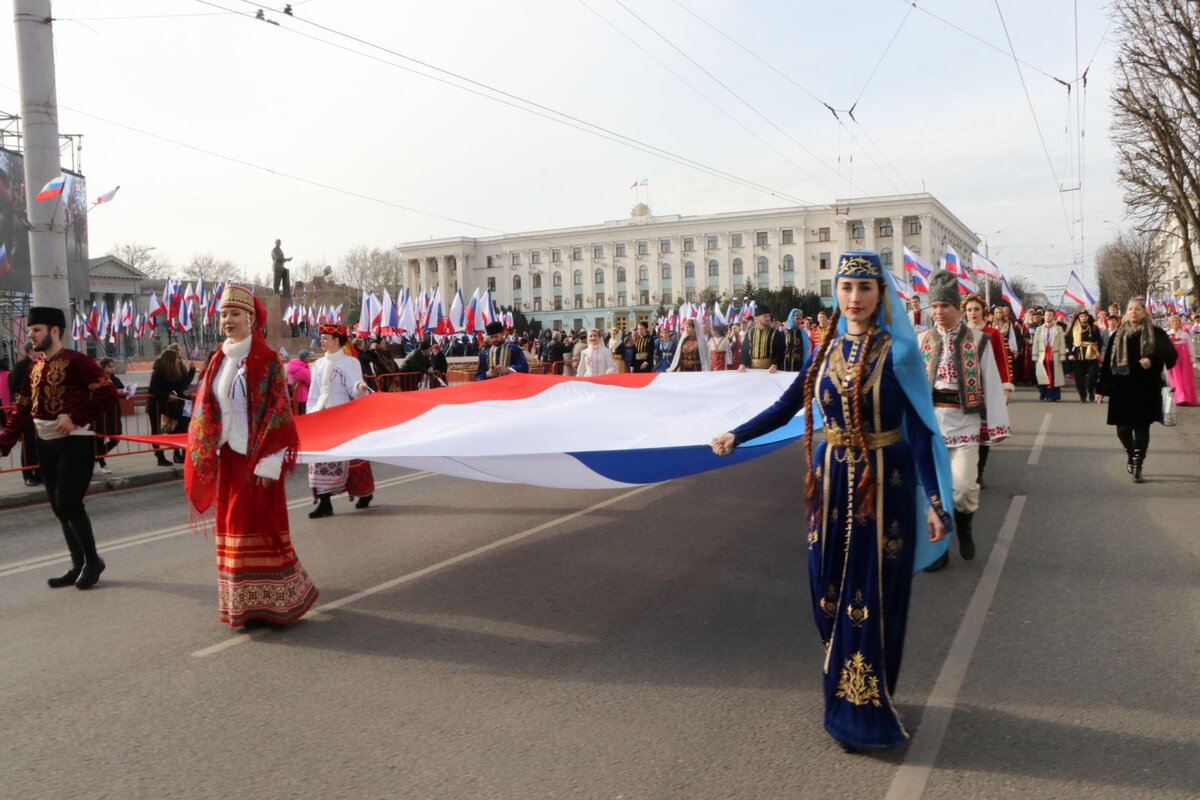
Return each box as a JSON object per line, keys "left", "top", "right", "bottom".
{"left": 0, "top": 148, "right": 90, "bottom": 297}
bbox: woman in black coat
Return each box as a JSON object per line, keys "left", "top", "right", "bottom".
{"left": 1096, "top": 299, "right": 1177, "bottom": 483}
{"left": 149, "top": 348, "right": 196, "bottom": 464}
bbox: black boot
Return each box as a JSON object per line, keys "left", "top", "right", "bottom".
{"left": 956, "top": 511, "right": 976, "bottom": 561}
{"left": 155, "top": 449, "right": 173, "bottom": 467}
{"left": 977, "top": 446, "right": 991, "bottom": 490}
{"left": 75, "top": 557, "right": 106, "bottom": 590}
{"left": 354, "top": 495, "right": 373, "bottom": 510}
{"left": 173, "top": 449, "right": 185, "bottom": 464}
{"left": 1125, "top": 448, "right": 1135, "bottom": 474}
{"left": 50, "top": 521, "right": 86, "bottom": 588}
{"left": 309, "top": 494, "right": 334, "bottom": 519}
{"left": 1132, "top": 449, "right": 1145, "bottom": 483}
{"left": 48, "top": 564, "right": 84, "bottom": 588}
{"left": 923, "top": 552, "right": 949, "bottom": 572}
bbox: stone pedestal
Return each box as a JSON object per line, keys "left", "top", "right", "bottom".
{"left": 258, "top": 292, "right": 313, "bottom": 356}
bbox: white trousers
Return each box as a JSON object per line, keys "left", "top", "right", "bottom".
{"left": 949, "top": 444, "right": 980, "bottom": 514}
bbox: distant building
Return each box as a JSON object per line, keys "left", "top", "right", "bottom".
{"left": 1153, "top": 216, "right": 1199, "bottom": 299}
{"left": 396, "top": 193, "right": 978, "bottom": 332}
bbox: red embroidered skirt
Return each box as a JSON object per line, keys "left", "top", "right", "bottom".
{"left": 308, "top": 459, "right": 375, "bottom": 499}
{"left": 215, "top": 446, "right": 318, "bottom": 628}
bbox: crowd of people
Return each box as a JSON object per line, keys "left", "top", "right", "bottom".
{"left": 1, "top": 258, "right": 1197, "bottom": 753}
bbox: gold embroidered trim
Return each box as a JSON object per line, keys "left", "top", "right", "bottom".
{"left": 836, "top": 652, "right": 883, "bottom": 707}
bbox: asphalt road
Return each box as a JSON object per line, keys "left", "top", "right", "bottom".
{"left": 0, "top": 388, "right": 1197, "bottom": 800}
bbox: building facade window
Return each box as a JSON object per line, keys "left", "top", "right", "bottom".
{"left": 532, "top": 274, "right": 542, "bottom": 289}
{"left": 531, "top": 251, "right": 542, "bottom": 264}
{"left": 512, "top": 252, "right": 522, "bottom": 266}
{"left": 781, "top": 229, "right": 794, "bottom": 244}
{"left": 573, "top": 269, "right": 583, "bottom": 286}
{"left": 594, "top": 268, "right": 605, "bottom": 285}
{"left": 617, "top": 292, "right": 626, "bottom": 306}
{"left": 574, "top": 295, "right": 583, "bottom": 309}
{"left": 755, "top": 231, "right": 768, "bottom": 246}
{"left": 783, "top": 254, "right": 794, "bottom": 272}
{"left": 732, "top": 257, "right": 743, "bottom": 275}
{"left": 819, "top": 252, "right": 831, "bottom": 270}
{"left": 707, "top": 260, "right": 719, "bottom": 277}
{"left": 684, "top": 261, "right": 695, "bottom": 278}
{"left": 593, "top": 245, "right": 604, "bottom": 259}
{"left": 533, "top": 297, "right": 542, "bottom": 310}
{"left": 683, "top": 237, "right": 694, "bottom": 252}
{"left": 660, "top": 238, "right": 672, "bottom": 253}
{"left": 820, "top": 279, "right": 832, "bottom": 296}
{"left": 551, "top": 249, "right": 561, "bottom": 263}
{"left": 908, "top": 219, "right": 920, "bottom": 235}
{"left": 616, "top": 243, "right": 627, "bottom": 257}
{"left": 595, "top": 294, "right": 605, "bottom": 308}
{"left": 553, "top": 272, "right": 562, "bottom": 287}
{"left": 731, "top": 233, "right": 743, "bottom": 248}
{"left": 851, "top": 223, "right": 864, "bottom": 239}
{"left": 706, "top": 234, "right": 718, "bottom": 250}
{"left": 639, "top": 289, "right": 649, "bottom": 305}
{"left": 513, "top": 275, "right": 521, "bottom": 290}
{"left": 554, "top": 297, "right": 563, "bottom": 310}
{"left": 616, "top": 266, "right": 626, "bottom": 283}
{"left": 487, "top": 277, "right": 496, "bottom": 291}
{"left": 818, "top": 227, "right": 831, "bottom": 242}
{"left": 638, "top": 264, "right": 648, "bottom": 281}
{"left": 571, "top": 246, "right": 583, "bottom": 261}
{"left": 661, "top": 264, "right": 671, "bottom": 280}
{"left": 637, "top": 241, "right": 649, "bottom": 256}
{"left": 757, "top": 256, "right": 769, "bottom": 274}
{"left": 879, "top": 220, "right": 893, "bottom": 237}
{"left": 881, "top": 248, "right": 893, "bottom": 267}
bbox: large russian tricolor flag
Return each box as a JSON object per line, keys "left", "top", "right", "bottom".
{"left": 293, "top": 371, "right": 807, "bottom": 489}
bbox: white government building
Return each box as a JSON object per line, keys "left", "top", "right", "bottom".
{"left": 396, "top": 193, "right": 979, "bottom": 332}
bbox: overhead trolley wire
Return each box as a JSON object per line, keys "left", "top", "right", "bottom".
{"left": 203, "top": 0, "right": 812, "bottom": 205}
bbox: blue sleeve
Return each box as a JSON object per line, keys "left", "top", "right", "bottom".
{"left": 476, "top": 352, "right": 488, "bottom": 381}
{"left": 772, "top": 329, "right": 786, "bottom": 369}
{"left": 510, "top": 345, "right": 529, "bottom": 374}
{"left": 729, "top": 359, "right": 811, "bottom": 445}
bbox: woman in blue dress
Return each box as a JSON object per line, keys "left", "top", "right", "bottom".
{"left": 711, "top": 251, "right": 955, "bottom": 751}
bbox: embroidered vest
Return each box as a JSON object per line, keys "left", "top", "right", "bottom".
{"left": 919, "top": 323, "right": 987, "bottom": 414}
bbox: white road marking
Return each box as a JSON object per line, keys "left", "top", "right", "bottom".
{"left": 1026, "top": 412, "right": 1052, "bottom": 465}
{"left": 191, "top": 483, "right": 658, "bottom": 658}
{"left": 884, "top": 495, "right": 1027, "bottom": 800}
{"left": 0, "top": 472, "right": 432, "bottom": 579}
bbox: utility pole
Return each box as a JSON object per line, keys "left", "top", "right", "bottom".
{"left": 14, "top": 0, "right": 69, "bottom": 314}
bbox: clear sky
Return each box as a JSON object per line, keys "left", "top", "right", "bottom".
{"left": 1, "top": 0, "right": 1118, "bottom": 296}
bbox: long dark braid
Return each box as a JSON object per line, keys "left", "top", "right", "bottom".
{"left": 850, "top": 328, "right": 877, "bottom": 521}
{"left": 803, "top": 308, "right": 841, "bottom": 511}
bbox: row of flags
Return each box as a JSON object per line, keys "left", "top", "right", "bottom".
{"left": 654, "top": 298, "right": 756, "bottom": 334}
{"left": 349, "top": 286, "right": 512, "bottom": 338}
{"left": 35, "top": 174, "right": 120, "bottom": 207}
{"left": 1149, "top": 294, "right": 1191, "bottom": 316}
{"left": 903, "top": 245, "right": 1033, "bottom": 318}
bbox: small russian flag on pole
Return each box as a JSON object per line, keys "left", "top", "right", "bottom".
{"left": 94, "top": 186, "right": 120, "bottom": 205}
{"left": 35, "top": 175, "right": 67, "bottom": 201}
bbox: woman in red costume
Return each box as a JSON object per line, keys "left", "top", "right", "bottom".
{"left": 185, "top": 284, "right": 319, "bottom": 628}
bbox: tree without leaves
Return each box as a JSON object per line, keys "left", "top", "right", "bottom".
{"left": 1095, "top": 230, "right": 1166, "bottom": 306}
{"left": 108, "top": 241, "right": 172, "bottom": 278}
{"left": 186, "top": 252, "right": 244, "bottom": 284}
{"left": 1110, "top": 0, "right": 1200, "bottom": 302}
{"left": 337, "top": 246, "right": 405, "bottom": 300}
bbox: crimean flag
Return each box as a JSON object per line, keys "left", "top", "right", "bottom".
{"left": 1000, "top": 275, "right": 1024, "bottom": 318}
{"left": 0, "top": 242, "right": 10, "bottom": 275}
{"left": 94, "top": 186, "right": 120, "bottom": 205}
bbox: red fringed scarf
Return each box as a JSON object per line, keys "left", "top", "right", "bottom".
{"left": 184, "top": 334, "right": 300, "bottom": 517}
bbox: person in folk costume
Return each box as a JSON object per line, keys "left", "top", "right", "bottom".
{"left": 992, "top": 305, "right": 1019, "bottom": 383}
{"left": 961, "top": 294, "right": 1014, "bottom": 490}
{"left": 1066, "top": 310, "right": 1103, "bottom": 402}
{"left": 738, "top": 305, "right": 786, "bottom": 373}
{"left": 0, "top": 306, "right": 119, "bottom": 589}
{"left": 784, "top": 308, "right": 812, "bottom": 372}
{"left": 1033, "top": 310, "right": 1066, "bottom": 401}
{"left": 919, "top": 271, "right": 1011, "bottom": 572}
{"left": 184, "top": 286, "right": 318, "bottom": 626}
{"left": 1016, "top": 308, "right": 1039, "bottom": 385}
{"left": 476, "top": 320, "right": 529, "bottom": 380}
{"left": 667, "top": 318, "right": 710, "bottom": 372}
{"left": 707, "top": 324, "right": 732, "bottom": 370}
{"left": 1096, "top": 298, "right": 1178, "bottom": 483}
{"left": 810, "top": 310, "right": 833, "bottom": 352}
{"left": 306, "top": 322, "right": 375, "bottom": 518}
{"left": 711, "top": 251, "right": 954, "bottom": 751}
{"left": 1164, "top": 314, "right": 1198, "bottom": 406}
{"left": 575, "top": 328, "right": 618, "bottom": 377}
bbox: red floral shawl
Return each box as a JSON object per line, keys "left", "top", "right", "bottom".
{"left": 184, "top": 335, "right": 299, "bottom": 515}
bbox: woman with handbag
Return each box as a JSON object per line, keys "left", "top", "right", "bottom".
{"left": 186, "top": 284, "right": 318, "bottom": 628}
{"left": 1096, "top": 299, "right": 1177, "bottom": 483}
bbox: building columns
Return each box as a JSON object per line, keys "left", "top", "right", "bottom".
{"left": 862, "top": 217, "right": 876, "bottom": 253}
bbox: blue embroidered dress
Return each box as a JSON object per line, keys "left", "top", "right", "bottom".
{"left": 731, "top": 329, "right": 953, "bottom": 750}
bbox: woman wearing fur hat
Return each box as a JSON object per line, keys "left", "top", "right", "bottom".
{"left": 306, "top": 323, "right": 374, "bottom": 517}
{"left": 186, "top": 284, "right": 318, "bottom": 626}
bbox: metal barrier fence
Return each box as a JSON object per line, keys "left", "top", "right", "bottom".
{"left": 0, "top": 393, "right": 175, "bottom": 478}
